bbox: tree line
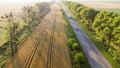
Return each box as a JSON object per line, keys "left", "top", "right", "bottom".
{"left": 0, "top": 2, "right": 51, "bottom": 67}
{"left": 64, "top": 1, "right": 120, "bottom": 64}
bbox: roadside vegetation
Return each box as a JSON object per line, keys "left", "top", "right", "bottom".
{"left": 63, "top": 1, "right": 120, "bottom": 68}
{"left": 0, "top": 2, "right": 50, "bottom": 67}
{"left": 61, "top": 9, "right": 90, "bottom": 68}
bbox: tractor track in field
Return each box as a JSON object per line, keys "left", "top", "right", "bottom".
{"left": 23, "top": 9, "right": 53, "bottom": 68}
{"left": 23, "top": 26, "right": 48, "bottom": 68}
{"left": 22, "top": 11, "right": 54, "bottom": 68}
{"left": 46, "top": 8, "right": 56, "bottom": 68}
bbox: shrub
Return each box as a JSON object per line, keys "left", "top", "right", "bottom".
{"left": 68, "top": 38, "right": 75, "bottom": 45}
{"left": 72, "top": 42, "right": 79, "bottom": 50}
{"left": 74, "top": 52, "right": 86, "bottom": 63}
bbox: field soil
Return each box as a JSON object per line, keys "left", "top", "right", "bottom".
{"left": 80, "top": 2, "right": 120, "bottom": 9}
{"left": 0, "top": 2, "right": 36, "bottom": 15}
{"left": 5, "top": 4, "right": 71, "bottom": 68}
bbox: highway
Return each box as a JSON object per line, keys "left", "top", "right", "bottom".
{"left": 60, "top": 2, "right": 112, "bottom": 68}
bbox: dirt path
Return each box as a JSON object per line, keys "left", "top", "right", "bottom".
{"left": 5, "top": 4, "right": 71, "bottom": 68}
{"left": 61, "top": 3, "right": 112, "bottom": 68}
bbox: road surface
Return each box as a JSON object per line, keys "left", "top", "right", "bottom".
{"left": 5, "top": 4, "right": 71, "bottom": 68}
{"left": 60, "top": 2, "right": 112, "bottom": 68}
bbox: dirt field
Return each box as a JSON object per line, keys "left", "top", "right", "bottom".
{"left": 80, "top": 2, "right": 120, "bottom": 9}
{"left": 5, "top": 4, "right": 71, "bottom": 68}
{"left": 0, "top": 2, "right": 36, "bottom": 15}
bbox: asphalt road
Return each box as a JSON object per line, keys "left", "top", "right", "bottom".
{"left": 60, "top": 2, "right": 112, "bottom": 68}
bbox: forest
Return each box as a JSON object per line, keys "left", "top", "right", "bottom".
{"left": 64, "top": 1, "right": 120, "bottom": 67}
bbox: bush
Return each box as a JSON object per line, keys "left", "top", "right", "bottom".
{"left": 72, "top": 42, "right": 79, "bottom": 50}
{"left": 74, "top": 52, "right": 86, "bottom": 63}
{"left": 68, "top": 38, "right": 76, "bottom": 48}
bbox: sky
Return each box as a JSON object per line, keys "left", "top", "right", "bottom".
{"left": 0, "top": 0, "right": 120, "bottom": 3}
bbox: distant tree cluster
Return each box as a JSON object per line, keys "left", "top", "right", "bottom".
{"left": 65, "top": 2, "right": 98, "bottom": 30}
{"left": 64, "top": 1, "right": 120, "bottom": 63}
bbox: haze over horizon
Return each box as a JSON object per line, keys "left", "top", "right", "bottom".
{"left": 0, "top": 0, "right": 52, "bottom": 3}
{"left": 0, "top": 0, "right": 120, "bottom": 15}
{"left": 0, "top": 0, "right": 120, "bottom": 3}
{"left": 67, "top": 0, "right": 120, "bottom": 2}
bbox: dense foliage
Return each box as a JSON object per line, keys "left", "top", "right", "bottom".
{"left": 0, "top": 2, "right": 50, "bottom": 67}
{"left": 64, "top": 1, "right": 120, "bottom": 66}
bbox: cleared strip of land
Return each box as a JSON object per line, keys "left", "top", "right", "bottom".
{"left": 5, "top": 4, "right": 71, "bottom": 68}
